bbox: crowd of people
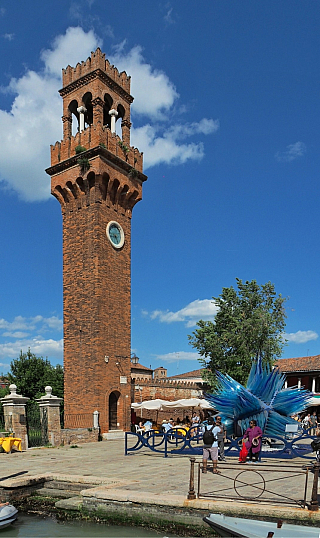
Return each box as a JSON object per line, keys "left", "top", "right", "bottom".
{"left": 132, "top": 408, "right": 320, "bottom": 473}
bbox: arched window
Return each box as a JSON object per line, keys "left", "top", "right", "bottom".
{"left": 68, "top": 100, "right": 79, "bottom": 136}
{"left": 115, "top": 104, "right": 125, "bottom": 138}
{"left": 103, "top": 94, "right": 113, "bottom": 128}
{"left": 82, "top": 92, "right": 93, "bottom": 126}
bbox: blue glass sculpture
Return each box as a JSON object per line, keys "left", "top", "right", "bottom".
{"left": 204, "top": 357, "right": 312, "bottom": 436}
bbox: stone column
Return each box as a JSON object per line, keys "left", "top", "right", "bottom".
{"left": 62, "top": 114, "right": 72, "bottom": 139}
{"left": 284, "top": 380, "right": 288, "bottom": 389}
{"left": 109, "top": 109, "right": 118, "bottom": 134}
{"left": 92, "top": 97, "right": 104, "bottom": 126}
{"left": 121, "top": 119, "right": 132, "bottom": 147}
{"left": 77, "top": 106, "right": 87, "bottom": 132}
{"left": 36, "top": 386, "right": 63, "bottom": 447}
{"left": 0, "top": 384, "right": 29, "bottom": 450}
{"left": 312, "top": 377, "right": 316, "bottom": 393}
{"left": 298, "top": 378, "right": 301, "bottom": 389}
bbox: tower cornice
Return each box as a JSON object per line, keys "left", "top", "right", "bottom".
{"left": 45, "top": 145, "right": 147, "bottom": 183}
{"left": 59, "top": 69, "right": 134, "bottom": 104}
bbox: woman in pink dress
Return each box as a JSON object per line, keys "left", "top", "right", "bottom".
{"left": 243, "top": 419, "right": 263, "bottom": 463}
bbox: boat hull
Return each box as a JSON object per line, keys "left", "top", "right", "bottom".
{"left": 203, "top": 514, "right": 320, "bottom": 538}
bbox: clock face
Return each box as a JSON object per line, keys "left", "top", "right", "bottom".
{"left": 106, "top": 221, "right": 125, "bottom": 249}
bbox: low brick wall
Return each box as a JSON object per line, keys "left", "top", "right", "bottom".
{"left": 59, "top": 427, "right": 99, "bottom": 445}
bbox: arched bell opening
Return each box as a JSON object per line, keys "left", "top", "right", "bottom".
{"left": 103, "top": 94, "right": 113, "bottom": 128}
{"left": 109, "top": 391, "right": 120, "bottom": 430}
{"left": 82, "top": 92, "right": 93, "bottom": 126}
{"left": 69, "top": 99, "right": 79, "bottom": 136}
{"left": 115, "top": 104, "right": 125, "bottom": 138}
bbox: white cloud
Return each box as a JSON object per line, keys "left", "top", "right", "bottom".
{"left": 0, "top": 27, "right": 100, "bottom": 202}
{"left": 275, "top": 141, "right": 306, "bottom": 162}
{"left": 284, "top": 330, "right": 318, "bottom": 344}
{"left": 0, "top": 338, "right": 63, "bottom": 361}
{"left": 132, "top": 119, "right": 219, "bottom": 169}
{"left": 0, "top": 315, "right": 63, "bottom": 334}
{"left": 111, "top": 45, "right": 179, "bottom": 120}
{"left": 3, "top": 33, "right": 14, "bottom": 41}
{"left": 153, "top": 351, "right": 202, "bottom": 363}
{"left": 150, "top": 299, "right": 218, "bottom": 328}
{"left": 40, "top": 27, "right": 101, "bottom": 77}
{"left": 0, "top": 27, "right": 218, "bottom": 201}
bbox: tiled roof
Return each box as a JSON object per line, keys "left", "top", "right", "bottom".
{"left": 131, "top": 363, "right": 153, "bottom": 372}
{"left": 167, "top": 368, "right": 205, "bottom": 380}
{"left": 276, "top": 355, "right": 320, "bottom": 373}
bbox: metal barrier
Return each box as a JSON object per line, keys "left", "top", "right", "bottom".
{"left": 125, "top": 426, "right": 203, "bottom": 457}
{"left": 187, "top": 457, "right": 320, "bottom": 511}
{"left": 125, "top": 427, "right": 317, "bottom": 459}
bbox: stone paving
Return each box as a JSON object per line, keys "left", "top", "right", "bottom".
{"left": 1, "top": 439, "right": 320, "bottom": 526}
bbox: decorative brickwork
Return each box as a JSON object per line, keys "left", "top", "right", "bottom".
{"left": 46, "top": 49, "right": 147, "bottom": 434}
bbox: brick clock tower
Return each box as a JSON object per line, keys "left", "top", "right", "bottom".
{"left": 46, "top": 49, "right": 147, "bottom": 434}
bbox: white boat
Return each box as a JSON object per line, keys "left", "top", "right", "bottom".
{"left": 203, "top": 513, "right": 320, "bottom": 537}
{"left": 0, "top": 504, "right": 18, "bottom": 529}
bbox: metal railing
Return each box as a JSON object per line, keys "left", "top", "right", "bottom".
{"left": 187, "top": 457, "right": 320, "bottom": 511}
{"left": 125, "top": 427, "right": 317, "bottom": 459}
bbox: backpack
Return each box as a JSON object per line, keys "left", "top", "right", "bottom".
{"left": 203, "top": 425, "right": 216, "bottom": 445}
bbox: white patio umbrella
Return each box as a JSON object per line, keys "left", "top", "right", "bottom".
{"left": 161, "top": 398, "right": 213, "bottom": 410}
{"left": 131, "top": 398, "right": 170, "bottom": 410}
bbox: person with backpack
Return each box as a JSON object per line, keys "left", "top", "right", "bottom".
{"left": 202, "top": 417, "right": 221, "bottom": 474}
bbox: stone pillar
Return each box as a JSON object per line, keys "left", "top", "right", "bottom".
{"left": 284, "top": 380, "right": 288, "bottom": 389}
{"left": 36, "top": 386, "right": 63, "bottom": 447}
{"left": 62, "top": 115, "right": 72, "bottom": 139}
{"left": 0, "top": 384, "right": 29, "bottom": 450}
{"left": 298, "top": 378, "right": 301, "bottom": 389}
{"left": 109, "top": 109, "right": 118, "bottom": 134}
{"left": 312, "top": 377, "right": 316, "bottom": 393}
{"left": 92, "top": 97, "right": 104, "bottom": 126}
{"left": 121, "top": 119, "right": 132, "bottom": 147}
{"left": 77, "top": 106, "right": 87, "bottom": 132}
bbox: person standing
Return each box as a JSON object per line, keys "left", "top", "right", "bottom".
{"left": 216, "top": 415, "right": 227, "bottom": 462}
{"left": 243, "top": 420, "right": 263, "bottom": 463}
{"left": 202, "top": 418, "right": 221, "bottom": 474}
{"left": 310, "top": 412, "right": 317, "bottom": 435}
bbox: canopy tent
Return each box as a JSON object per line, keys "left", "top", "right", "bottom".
{"left": 131, "top": 398, "right": 213, "bottom": 410}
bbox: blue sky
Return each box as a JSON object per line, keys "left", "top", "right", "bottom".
{"left": 0, "top": 1, "right": 320, "bottom": 377}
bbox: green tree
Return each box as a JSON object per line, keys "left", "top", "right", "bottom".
{"left": 188, "top": 279, "right": 287, "bottom": 387}
{"left": 7, "top": 349, "right": 64, "bottom": 400}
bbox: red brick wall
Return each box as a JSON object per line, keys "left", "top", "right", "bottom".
{"left": 47, "top": 50, "right": 146, "bottom": 434}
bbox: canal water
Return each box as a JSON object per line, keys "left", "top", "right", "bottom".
{"left": 2, "top": 513, "right": 177, "bottom": 537}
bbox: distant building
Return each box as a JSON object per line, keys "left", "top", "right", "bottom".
{"left": 276, "top": 355, "right": 320, "bottom": 393}
{"left": 276, "top": 355, "right": 320, "bottom": 408}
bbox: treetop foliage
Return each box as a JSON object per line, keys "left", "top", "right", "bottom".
{"left": 188, "top": 278, "right": 287, "bottom": 386}
{"left": 7, "top": 348, "right": 64, "bottom": 400}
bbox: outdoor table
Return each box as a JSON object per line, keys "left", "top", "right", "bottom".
{"left": 0, "top": 437, "right": 22, "bottom": 453}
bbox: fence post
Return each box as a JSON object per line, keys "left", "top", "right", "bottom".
{"left": 0, "top": 384, "right": 29, "bottom": 450}
{"left": 36, "top": 386, "right": 63, "bottom": 447}
{"left": 310, "top": 461, "right": 320, "bottom": 511}
{"left": 187, "top": 457, "right": 197, "bottom": 500}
